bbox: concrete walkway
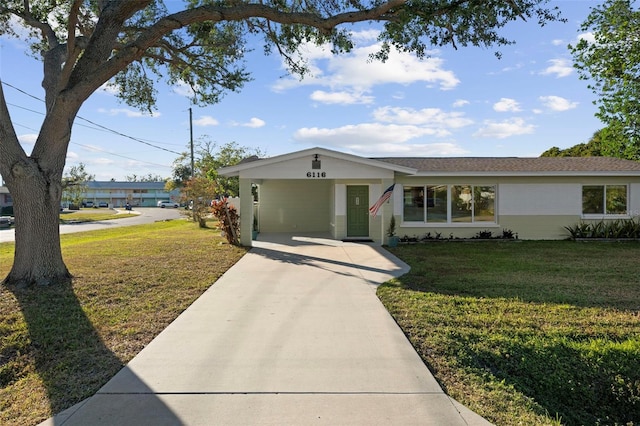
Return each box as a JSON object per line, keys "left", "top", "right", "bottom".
{"left": 42, "top": 233, "right": 491, "bottom": 425}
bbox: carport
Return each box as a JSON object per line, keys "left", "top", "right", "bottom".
{"left": 218, "top": 147, "right": 414, "bottom": 247}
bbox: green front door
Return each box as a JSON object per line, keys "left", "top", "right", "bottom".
{"left": 347, "top": 186, "right": 369, "bottom": 237}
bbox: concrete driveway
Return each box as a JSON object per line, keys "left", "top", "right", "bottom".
{"left": 41, "top": 233, "right": 491, "bottom": 425}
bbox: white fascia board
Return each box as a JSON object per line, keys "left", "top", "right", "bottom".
{"left": 218, "top": 146, "right": 416, "bottom": 177}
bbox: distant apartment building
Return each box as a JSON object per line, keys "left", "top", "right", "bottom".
{"left": 81, "top": 181, "right": 181, "bottom": 207}
{"left": 83, "top": 181, "right": 180, "bottom": 207}
{"left": 1, "top": 181, "right": 181, "bottom": 210}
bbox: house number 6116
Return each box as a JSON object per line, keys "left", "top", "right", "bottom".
{"left": 306, "top": 172, "right": 326, "bottom": 178}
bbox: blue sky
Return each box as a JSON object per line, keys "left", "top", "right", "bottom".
{"left": 1, "top": 0, "right": 604, "bottom": 181}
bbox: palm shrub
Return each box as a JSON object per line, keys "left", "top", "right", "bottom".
{"left": 564, "top": 218, "right": 640, "bottom": 239}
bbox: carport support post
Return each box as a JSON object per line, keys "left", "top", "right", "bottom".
{"left": 381, "top": 179, "right": 395, "bottom": 245}
{"left": 239, "top": 178, "right": 254, "bottom": 246}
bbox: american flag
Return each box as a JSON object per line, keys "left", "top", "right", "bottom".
{"left": 369, "top": 184, "right": 395, "bottom": 216}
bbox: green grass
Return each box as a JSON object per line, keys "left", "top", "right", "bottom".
{"left": 59, "top": 210, "right": 137, "bottom": 223}
{"left": 0, "top": 220, "right": 246, "bottom": 426}
{"left": 377, "top": 241, "right": 640, "bottom": 426}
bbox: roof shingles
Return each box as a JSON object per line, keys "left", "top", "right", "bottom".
{"left": 372, "top": 157, "right": 640, "bottom": 173}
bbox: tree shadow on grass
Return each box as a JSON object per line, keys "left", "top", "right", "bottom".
{"left": 8, "top": 281, "right": 181, "bottom": 425}
{"left": 468, "top": 336, "right": 640, "bottom": 425}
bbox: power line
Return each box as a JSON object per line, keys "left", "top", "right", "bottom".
{"left": 9, "top": 119, "right": 174, "bottom": 168}
{"left": 1, "top": 81, "right": 186, "bottom": 155}
{"left": 7, "top": 101, "right": 181, "bottom": 145}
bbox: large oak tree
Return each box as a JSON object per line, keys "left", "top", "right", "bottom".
{"left": 0, "top": 0, "right": 563, "bottom": 288}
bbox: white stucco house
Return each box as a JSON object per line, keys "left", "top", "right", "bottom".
{"left": 218, "top": 147, "right": 640, "bottom": 246}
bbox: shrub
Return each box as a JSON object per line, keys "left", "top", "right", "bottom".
{"left": 564, "top": 218, "right": 640, "bottom": 240}
{"left": 211, "top": 198, "right": 240, "bottom": 245}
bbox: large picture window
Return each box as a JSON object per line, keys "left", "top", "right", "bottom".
{"left": 582, "top": 185, "right": 627, "bottom": 215}
{"left": 403, "top": 184, "right": 495, "bottom": 223}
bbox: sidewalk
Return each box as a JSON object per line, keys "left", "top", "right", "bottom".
{"left": 42, "top": 233, "right": 492, "bottom": 425}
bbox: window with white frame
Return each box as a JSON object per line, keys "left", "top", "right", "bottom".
{"left": 582, "top": 185, "right": 628, "bottom": 215}
{"left": 403, "top": 184, "right": 496, "bottom": 223}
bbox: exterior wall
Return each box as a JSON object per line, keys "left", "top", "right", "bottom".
{"left": 499, "top": 215, "right": 580, "bottom": 240}
{"left": 394, "top": 175, "right": 640, "bottom": 240}
{"left": 226, "top": 148, "right": 640, "bottom": 244}
{"left": 258, "top": 180, "right": 332, "bottom": 233}
{"left": 631, "top": 183, "right": 640, "bottom": 217}
{"left": 332, "top": 180, "right": 393, "bottom": 243}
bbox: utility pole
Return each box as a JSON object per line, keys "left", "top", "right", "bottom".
{"left": 189, "top": 107, "right": 195, "bottom": 178}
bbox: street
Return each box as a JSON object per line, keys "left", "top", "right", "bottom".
{"left": 0, "top": 207, "right": 185, "bottom": 243}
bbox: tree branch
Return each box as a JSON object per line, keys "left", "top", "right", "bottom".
{"left": 76, "top": 1, "right": 407, "bottom": 96}
{"left": 58, "top": 0, "right": 84, "bottom": 96}
{"left": 20, "top": 0, "right": 60, "bottom": 49}
{"left": 0, "top": 81, "right": 29, "bottom": 181}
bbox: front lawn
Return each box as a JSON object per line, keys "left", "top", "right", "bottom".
{"left": 378, "top": 241, "right": 640, "bottom": 426}
{"left": 0, "top": 220, "right": 246, "bottom": 426}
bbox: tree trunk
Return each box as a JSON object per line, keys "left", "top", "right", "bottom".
{"left": 2, "top": 164, "right": 71, "bottom": 288}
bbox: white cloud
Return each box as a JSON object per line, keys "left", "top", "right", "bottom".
{"left": 193, "top": 115, "right": 219, "bottom": 127}
{"left": 539, "top": 95, "right": 578, "bottom": 111}
{"left": 488, "top": 62, "right": 524, "bottom": 75}
{"left": 172, "top": 81, "right": 196, "bottom": 97}
{"left": 292, "top": 104, "right": 473, "bottom": 155}
{"left": 310, "top": 90, "right": 374, "bottom": 105}
{"left": 99, "top": 82, "right": 120, "bottom": 95}
{"left": 245, "top": 117, "right": 266, "bottom": 128}
{"left": 473, "top": 118, "right": 535, "bottom": 139}
{"left": 16, "top": 133, "right": 36, "bottom": 155}
{"left": 353, "top": 142, "right": 469, "bottom": 157}
{"left": 97, "top": 108, "right": 160, "bottom": 118}
{"left": 293, "top": 123, "right": 469, "bottom": 156}
{"left": 372, "top": 106, "right": 473, "bottom": 129}
{"left": 272, "top": 31, "right": 459, "bottom": 93}
{"left": 92, "top": 157, "right": 115, "bottom": 166}
{"left": 577, "top": 32, "right": 596, "bottom": 44}
{"left": 493, "top": 98, "right": 521, "bottom": 112}
{"left": 18, "top": 133, "right": 37, "bottom": 145}
{"left": 551, "top": 39, "right": 565, "bottom": 46}
{"left": 294, "top": 123, "right": 449, "bottom": 146}
{"left": 540, "top": 58, "right": 573, "bottom": 78}
{"left": 453, "top": 99, "right": 469, "bottom": 108}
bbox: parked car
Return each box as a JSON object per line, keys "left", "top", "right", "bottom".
{"left": 0, "top": 216, "right": 14, "bottom": 228}
{"left": 82, "top": 201, "right": 94, "bottom": 208}
{"left": 157, "top": 200, "right": 179, "bottom": 208}
{"left": 98, "top": 201, "right": 109, "bottom": 208}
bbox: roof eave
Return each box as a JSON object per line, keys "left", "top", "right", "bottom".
{"left": 411, "top": 171, "right": 640, "bottom": 177}
{"left": 218, "top": 147, "right": 417, "bottom": 176}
